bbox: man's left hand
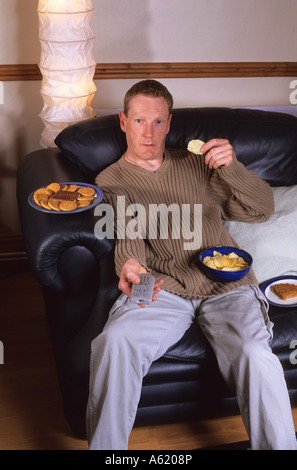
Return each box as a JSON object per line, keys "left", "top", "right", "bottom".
{"left": 201, "top": 139, "right": 233, "bottom": 169}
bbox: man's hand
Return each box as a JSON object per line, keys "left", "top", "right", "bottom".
{"left": 201, "top": 138, "right": 233, "bottom": 169}
{"left": 119, "top": 258, "right": 163, "bottom": 307}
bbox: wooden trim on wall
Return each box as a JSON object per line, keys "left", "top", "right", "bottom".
{"left": 94, "top": 62, "right": 297, "bottom": 79}
{"left": 1, "top": 62, "right": 297, "bottom": 81}
{"left": 0, "top": 64, "right": 42, "bottom": 81}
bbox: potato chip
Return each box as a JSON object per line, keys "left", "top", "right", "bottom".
{"left": 187, "top": 139, "right": 205, "bottom": 155}
{"left": 203, "top": 257, "right": 217, "bottom": 269}
{"left": 213, "top": 256, "right": 229, "bottom": 269}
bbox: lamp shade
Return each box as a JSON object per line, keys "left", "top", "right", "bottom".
{"left": 38, "top": 0, "right": 97, "bottom": 147}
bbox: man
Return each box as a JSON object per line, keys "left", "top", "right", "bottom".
{"left": 87, "top": 79, "right": 297, "bottom": 450}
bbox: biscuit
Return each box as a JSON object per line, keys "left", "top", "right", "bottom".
{"left": 46, "top": 182, "right": 60, "bottom": 192}
{"left": 40, "top": 199, "right": 52, "bottom": 210}
{"left": 67, "top": 184, "right": 79, "bottom": 192}
{"left": 48, "top": 199, "right": 61, "bottom": 211}
{"left": 59, "top": 201, "right": 77, "bottom": 211}
{"left": 78, "top": 186, "right": 96, "bottom": 196}
{"left": 77, "top": 199, "right": 92, "bottom": 208}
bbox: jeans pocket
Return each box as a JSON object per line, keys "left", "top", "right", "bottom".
{"left": 252, "top": 285, "right": 274, "bottom": 341}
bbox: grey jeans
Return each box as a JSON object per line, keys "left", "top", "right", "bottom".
{"left": 87, "top": 285, "right": 297, "bottom": 450}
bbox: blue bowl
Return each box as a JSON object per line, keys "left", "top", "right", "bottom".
{"left": 198, "top": 246, "right": 253, "bottom": 283}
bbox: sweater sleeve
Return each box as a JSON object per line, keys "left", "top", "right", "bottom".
{"left": 208, "top": 152, "right": 274, "bottom": 222}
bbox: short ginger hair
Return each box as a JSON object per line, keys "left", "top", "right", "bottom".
{"left": 123, "top": 79, "right": 174, "bottom": 116}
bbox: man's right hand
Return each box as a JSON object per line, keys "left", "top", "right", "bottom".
{"left": 118, "top": 258, "right": 163, "bottom": 306}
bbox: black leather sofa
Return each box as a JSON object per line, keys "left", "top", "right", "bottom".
{"left": 17, "top": 107, "right": 297, "bottom": 439}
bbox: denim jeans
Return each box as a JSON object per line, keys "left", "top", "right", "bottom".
{"left": 87, "top": 285, "right": 297, "bottom": 450}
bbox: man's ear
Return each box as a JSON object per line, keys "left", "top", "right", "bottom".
{"left": 119, "top": 111, "right": 127, "bottom": 133}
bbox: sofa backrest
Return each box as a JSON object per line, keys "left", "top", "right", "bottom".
{"left": 55, "top": 107, "right": 297, "bottom": 187}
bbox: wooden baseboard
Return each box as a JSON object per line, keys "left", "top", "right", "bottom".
{"left": 0, "top": 254, "right": 30, "bottom": 276}
{"left": 0, "top": 235, "right": 26, "bottom": 254}
{"left": 0, "top": 235, "right": 29, "bottom": 276}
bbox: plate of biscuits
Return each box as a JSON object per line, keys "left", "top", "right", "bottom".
{"left": 28, "top": 182, "right": 103, "bottom": 214}
{"left": 261, "top": 276, "right": 297, "bottom": 307}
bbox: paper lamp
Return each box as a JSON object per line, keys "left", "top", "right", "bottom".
{"left": 38, "top": 0, "right": 97, "bottom": 147}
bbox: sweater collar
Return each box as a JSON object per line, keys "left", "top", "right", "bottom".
{"left": 118, "top": 149, "right": 171, "bottom": 178}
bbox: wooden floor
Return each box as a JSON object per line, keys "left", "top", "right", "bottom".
{"left": 1, "top": 265, "right": 296, "bottom": 450}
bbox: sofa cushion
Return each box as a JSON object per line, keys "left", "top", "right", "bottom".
{"left": 161, "top": 295, "right": 297, "bottom": 369}
{"left": 166, "top": 108, "right": 297, "bottom": 186}
{"left": 163, "top": 322, "right": 212, "bottom": 363}
{"left": 223, "top": 185, "right": 297, "bottom": 284}
{"left": 55, "top": 108, "right": 297, "bottom": 186}
{"left": 55, "top": 114, "right": 127, "bottom": 177}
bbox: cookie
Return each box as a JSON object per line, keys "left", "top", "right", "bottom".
{"left": 46, "top": 182, "right": 60, "bottom": 192}
{"left": 78, "top": 186, "right": 96, "bottom": 196}
{"left": 59, "top": 201, "right": 77, "bottom": 211}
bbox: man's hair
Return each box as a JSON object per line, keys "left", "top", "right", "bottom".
{"left": 123, "top": 79, "right": 174, "bottom": 116}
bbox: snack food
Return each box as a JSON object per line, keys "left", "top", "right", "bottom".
{"left": 32, "top": 183, "right": 97, "bottom": 212}
{"left": 203, "top": 250, "right": 249, "bottom": 271}
{"left": 46, "top": 182, "right": 61, "bottom": 192}
{"left": 187, "top": 139, "right": 205, "bottom": 155}
{"left": 271, "top": 283, "right": 297, "bottom": 301}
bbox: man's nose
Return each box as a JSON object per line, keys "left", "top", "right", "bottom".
{"left": 144, "top": 123, "right": 153, "bottom": 136}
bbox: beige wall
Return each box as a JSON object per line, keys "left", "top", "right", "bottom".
{"left": 1, "top": 0, "right": 297, "bottom": 235}
{"left": 92, "top": 0, "right": 296, "bottom": 62}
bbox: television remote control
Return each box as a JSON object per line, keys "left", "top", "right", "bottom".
{"left": 130, "top": 273, "right": 155, "bottom": 306}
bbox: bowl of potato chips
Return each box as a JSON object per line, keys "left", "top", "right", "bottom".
{"left": 198, "top": 246, "right": 252, "bottom": 282}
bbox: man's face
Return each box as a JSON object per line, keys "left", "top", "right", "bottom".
{"left": 119, "top": 94, "right": 172, "bottom": 164}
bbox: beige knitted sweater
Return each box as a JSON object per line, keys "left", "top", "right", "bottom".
{"left": 96, "top": 148, "right": 274, "bottom": 299}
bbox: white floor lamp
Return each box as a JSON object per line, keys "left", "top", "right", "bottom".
{"left": 38, "top": 0, "right": 97, "bottom": 147}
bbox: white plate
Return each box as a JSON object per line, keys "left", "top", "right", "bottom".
{"left": 260, "top": 276, "right": 297, "bottom": 307}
